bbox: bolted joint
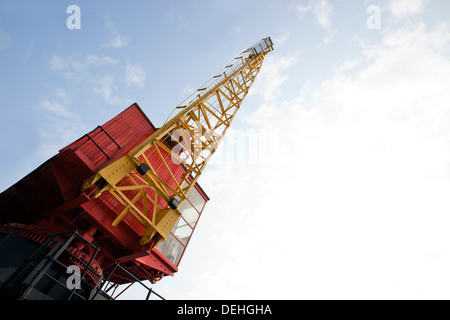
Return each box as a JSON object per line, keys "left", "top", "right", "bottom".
{"left": 168, "top": 198, "right": 179, "bottom": 210}
{"left": 136, "top": 163, "right": 150, "bottom": 175}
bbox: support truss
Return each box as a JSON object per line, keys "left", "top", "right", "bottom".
{"left": 82, "top": 38, "right": 274, "bottom": 247}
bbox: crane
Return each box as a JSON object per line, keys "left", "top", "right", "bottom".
{"left": 0, "top": 37, "right": 273, "bottom": 300}
{"left": 82, "top": 37, "right": 274, "bottom": 249}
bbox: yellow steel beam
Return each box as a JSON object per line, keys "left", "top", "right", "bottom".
{"left": 83, "top": 37, "right": 274, "bottom": 248}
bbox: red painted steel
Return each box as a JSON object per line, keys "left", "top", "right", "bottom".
{"left": 0, "top": 103, "right": 209, "bottom": 285}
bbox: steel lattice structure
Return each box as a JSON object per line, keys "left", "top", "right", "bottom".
{"left": 82, "top": 37, "right": 274, "bottom": 248}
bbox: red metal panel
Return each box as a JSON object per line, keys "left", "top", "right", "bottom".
{"left": 61, "top": 103, "right": 157, "bottom": 172}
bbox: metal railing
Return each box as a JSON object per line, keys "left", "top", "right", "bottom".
{"left": 91, "top": 262, "right": 165, "bottom": 300}
{"left": 0, "top": 229, "right": 164, "bottom": 300}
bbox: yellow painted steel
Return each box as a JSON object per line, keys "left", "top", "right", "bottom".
{"left": 83, "top": 37, "right": 274, "bottom": 247}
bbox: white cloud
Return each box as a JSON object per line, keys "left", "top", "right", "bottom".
{"left": 314, "top": 0, "right": 333, "bottom": 31}
{"left": 297, "top": 0, "right": 333, "bottom": 32}
{"left": 36, "top": 89, "right": 87, "bottom": 160}
{"left": 49, "top": 54, "right": 143, "bottom": 105}
{"left": 102, "top": 17, "right": 129, "bottom": 48}
{"left": 125, "top": 62, "right": 146, "bottom": 88}
{"left": 389, "top": 0, "right": 427, "bottom": 18}
{"left": 103, "top": 34, "right": 129, "bottom": 49}
{"left": 250, "top": 54, "right": 296, "bottom": 102}
{"left": 158, "top": 22, "right": 450, "bottom": 299}
{"left": 273, "top": 32, "right": 290, "bottom": 46}
{"left": 182, "top": 85, "right": 194, "bottom": 95}
{"left": 93, "top": 74, "right": 123, "bottom": 105}
{"left": 297, "top": 4, "right": 312, "bottom": 14}
{"left": 50, "top": 54, "right": 118, "bottom": 77}
{"left": 39, "top": 89, "right": 75, "bottom": 118}
{"left": 335, "top": 59, "right": 361, "bottom": 73}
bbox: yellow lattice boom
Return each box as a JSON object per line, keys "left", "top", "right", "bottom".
{"left": 82, "top": 37, "right": 274, "bottom": 247}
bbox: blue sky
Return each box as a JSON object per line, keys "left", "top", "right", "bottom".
{"left": 2, "top": 0, "right": 450, "bottom": 299}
